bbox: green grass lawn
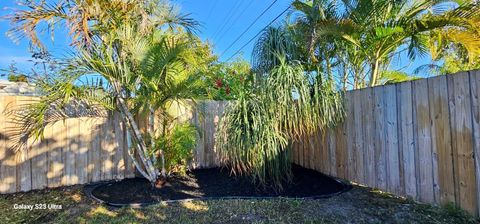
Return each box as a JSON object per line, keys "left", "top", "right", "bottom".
{"left": 0, "top": 183, "right": 477, "bottom": 224}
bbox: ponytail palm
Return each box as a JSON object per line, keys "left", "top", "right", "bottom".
{"left": 217, "top": 57, "right": 345, "bottom": 189}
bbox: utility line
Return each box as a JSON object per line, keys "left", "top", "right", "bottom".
{"left": 224, "top": 6, "right": 290, "bottom": 62}
{"left": 220, "top": 0, "right": 280, "bottom": 58}
{"left": 215, "top": 0, "right": 255, "bottom": 43}
{"left": 211, "top": 0, "right": 245, "bottom": 40}
{"left": 206, "top": 0, "right": 219, "bottom": 22}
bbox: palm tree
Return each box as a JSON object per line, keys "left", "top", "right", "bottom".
{"left": 217, "top": 55, "right": 345, "bottom": 189}
{"left": 277, "top": 0, "right": 480, "bottom": 88}
{"left": 7, "top": 0, "right": 201, "bottom": 186}
{"left": 6, "top": 0, "right": 198, "bottom": 51}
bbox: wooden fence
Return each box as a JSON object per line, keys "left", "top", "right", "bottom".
{"left": 0, "top": 97, "right": 223, "bottom": 194}
{"left": 292, "top": 70, "right": 480, "bottom": 216}
{"left": 2, "top": 71, "right": 480, "bottom": 217}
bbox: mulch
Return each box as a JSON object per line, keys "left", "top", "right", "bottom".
{"left": 89, "top": 165, "right": 349, "bottom": 205}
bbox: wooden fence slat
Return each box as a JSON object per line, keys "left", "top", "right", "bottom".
{"left": 314, "top": 131, "right": 323, "bottom": 172}
{"left": 397, "top": 81, "right": 417, "bottom": 199}
{"left": 205, "top": 102, "right": 214, "bottom": 168}
{"left": 313, "top": 131, "right": 322, "bottom": 172}
{"left": 16, "top": 96, "right": 32, "bottom": 192}
{"left": 46, "top": 121, "right": 61, "bottom": 188}
{"left": 324, "top": 131, "right": 330, "bottom": 173}
{"left": 1, "top": 96, "right": 17, "bottom": 193}
{"left": 101, "top": 117, "right": 114, "bottom": 181}
{"left": 112, "top": 114, "right": 125, "bottom": 180}
{"left": 414, "top": 79, "right": 435, "bottom": 203}
{"left": 448, "top": 72, "right": 477, "bottom": 214}
{"left": 428, "top": 75, "right": 454, "bottom": 204}
{"left": 385, "top": 84, "right": 401, "bottom": 195}
{"left": 18, "top": 135, "right": 32, "bottom": 192}
{"left": 63, "top": 119, "right": 76, "bottom": 186}
{"left": 345, "top": 91, "right": 355, "bottom": 181}
{"left": 363, "top": 87, "right": 376, "bottom": 187}
{"left": 353, "top": 89, "right": 364, "bottom": 183}
{"left": 76, "top": 118, "right": 89, "bottom": 184}
{"left": 374, "top": 86, "right": 387, "bottom": 190}
{"left": 334, "top": 122, "right": 347, "bottom": 179}
{"left": 196, "top": 103, "right": 206, "bottom": 168}
{"left": 203, "top": 101, "right": 211, "bottom": 168}
{"left": 215, "top": 101, "right": 226, "bottom": 166}
{"left": 90, "top": 118, "right": 103, "bottom": 182}
{"left": 309, "top": 132, "right": 316, "bottom": 171}
{"left": 328, "top": 128, "right": 336, "bottom": 176}
{"left": 469, "top": 70, "right": 480, "bottom": 216}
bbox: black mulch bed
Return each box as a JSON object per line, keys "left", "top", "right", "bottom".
{"left": 88, "top": 165, "right": 350, "bottom": 206}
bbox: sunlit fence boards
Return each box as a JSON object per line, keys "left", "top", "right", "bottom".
{"left": 293, "top": 70, "right": 480, "bottom": 216}
{"left": 0, "top": 100, "right": 136, "bottom": 194}
{"left": 0, "top": 99, "right": 224, "bottom": 194}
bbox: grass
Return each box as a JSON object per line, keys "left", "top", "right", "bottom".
{"left": 0, "top": 184, "right": 477, "bottom": 224}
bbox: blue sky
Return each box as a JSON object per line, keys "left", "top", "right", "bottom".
{"left": 0, "top": 0, "right": 292, "bottom": 70}
{"left": 0, "top": 0, "right": 430, "bottom": 78}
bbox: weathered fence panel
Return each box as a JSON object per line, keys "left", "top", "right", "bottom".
{"left": 0, "top": 96, "right": 136, "bottom": 194}
{"left": 293, "top": 70, "right": 480, "bottom": 216}
{"left": 0, "top": 97, "right": 224, "bottom": 194}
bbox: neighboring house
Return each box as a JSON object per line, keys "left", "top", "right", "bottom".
{"left": 0, "top": 80, "right": 37, "bottom": 96}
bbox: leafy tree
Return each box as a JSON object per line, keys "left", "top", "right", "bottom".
{"left": 199, "top": 57, "right": 253, "bottom": 100}
{"left": 258, "top": 0, "right": 480, "bottom": 89}
{"left": 416, "top": 24, "right": 480, "bottom": 75}
{"left": 7, "top": 0, "right": 204, "bottom": 186}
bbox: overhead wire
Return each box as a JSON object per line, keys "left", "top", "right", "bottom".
{"left": 215, "top": 0, "right": 256, "bottom": 42}
{"left": 224, "top": 5, "right": 291, "bottom": 62}
{"left": 211, "top": 0, "right": 245, "bottom": 40}
{"left": 220, "top": 0, "right": 281, "bottom": 58}
{"left": 205, "top": 0, "right": 219, "bottom": 22}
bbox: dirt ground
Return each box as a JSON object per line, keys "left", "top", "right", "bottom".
{"left": 0, "top": 183, "right": 477, "bottom": 224}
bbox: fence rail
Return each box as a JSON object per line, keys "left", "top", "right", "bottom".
{"left": 292, "top": 70, "right": 480, "bottom": 216}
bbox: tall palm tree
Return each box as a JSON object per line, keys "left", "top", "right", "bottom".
{"left": 7, "top": 0, "right": 201, "bottom": 185}
{"left": 268, "top": 0, "right": 480, "bottom": 88}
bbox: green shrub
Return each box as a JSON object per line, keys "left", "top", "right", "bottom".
{"left": 155, "top": 123, "right": 197, "bottom": 175}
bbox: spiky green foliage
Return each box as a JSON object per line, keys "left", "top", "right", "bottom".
{"left": 263, "top": 58, "right": 315, "bottom": 139}
{"left": 252, "top": 26, "right": 298, "bottom": 75}
{"left": 216, "top": 89, "right": 290, "bottom": 189}
{"left": 217, "top": 56, "right": 345, "bottom": 190}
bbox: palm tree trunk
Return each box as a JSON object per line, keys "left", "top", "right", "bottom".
{"left": 110, "top": 81, "right": 159, "bottom": 183}
{"left": 148, "top": 106, "right": 157, "bottom": 165}
{"left": 151, "top": 106, "right": 167, "bottom": 178}
{"left": 370, "top": 59, "right": 380, "bottom": 87}
{"left": 117, "top": 97, "right": 159, "bottom": 180}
